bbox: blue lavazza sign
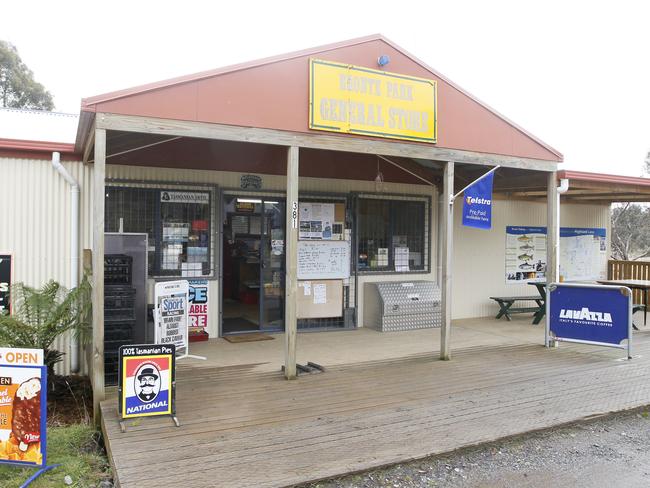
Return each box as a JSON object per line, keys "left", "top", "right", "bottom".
{"left": 546, "top": 283, "right": 632, "bottom": 358}
{"left": 462, "top": 171, "right": 494, "bottom": 229}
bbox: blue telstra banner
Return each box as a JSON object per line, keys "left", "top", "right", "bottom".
{"left": 462, "top": 171, "right": 494, "bottom": 229}
{"left": 549, "top": 284, "right": 631, "bottom": 348}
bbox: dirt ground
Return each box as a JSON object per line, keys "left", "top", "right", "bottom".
{"left": 47, "top": 374, "right": 93, "bottom": 426}
{"left": 304, "top": 407, "right": 650, "bottom": 488}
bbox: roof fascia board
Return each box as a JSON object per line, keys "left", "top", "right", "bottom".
{"left": 558, "top": 169, "right": 650, "bottom": 187}
{"left": 0, "top": 138, "right": 76, "bottom": 154}
{"left": 95, "top": 112, "right": 558, "bottom": 172}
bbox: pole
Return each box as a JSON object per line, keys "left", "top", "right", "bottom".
{"left": 92, "top": 128, "right": 106, "bottom": 424}
{"left": 440, "top": 161, "right": 454, "bottom": 360}
{"left": 284, "top": 146, "right": 299, "bottom": 379}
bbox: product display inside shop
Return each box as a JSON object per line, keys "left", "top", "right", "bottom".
{"left": 105, "top": 187, "right": 212, "bottom": 278}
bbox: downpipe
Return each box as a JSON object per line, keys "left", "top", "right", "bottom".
{"left": 52, "top": 152, "right": 81, "bottom": 373}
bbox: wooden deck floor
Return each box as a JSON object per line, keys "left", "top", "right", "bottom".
{"left": 101, "top": 333, "right": 650, "bottom": 488}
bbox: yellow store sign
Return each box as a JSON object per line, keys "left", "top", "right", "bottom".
{"left": 309, "top": 59, "right": 437, "bottom": 143}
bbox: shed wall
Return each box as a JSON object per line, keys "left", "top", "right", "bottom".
{"left": 0, "top": 156, "right": 93, "bottom": 374}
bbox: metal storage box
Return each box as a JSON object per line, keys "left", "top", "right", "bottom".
{"left": 364, "top": 281, "right": 441, "bottom": 332}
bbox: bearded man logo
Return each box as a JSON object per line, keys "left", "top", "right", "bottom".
{"left": 134, "top": 365, "right": 161, "bottom": 403}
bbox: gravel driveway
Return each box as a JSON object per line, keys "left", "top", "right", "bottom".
{"left": 303, "top": 407, "right": 650, "bottom": 488}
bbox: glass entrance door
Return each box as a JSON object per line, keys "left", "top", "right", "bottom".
{"left": 260, "top": 199, "right": 285, "bottom": 330}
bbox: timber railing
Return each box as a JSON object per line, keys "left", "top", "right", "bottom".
{"left": 608, "top": 259, "right": 650, "bottom": 303}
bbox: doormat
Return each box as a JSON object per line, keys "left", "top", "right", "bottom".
{"left": 224, "top": 333, "right": 275, "bottom": 343}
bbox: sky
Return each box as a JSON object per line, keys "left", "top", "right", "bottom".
{"left": 2, "top": 0, "right": 649, "bottom": 176}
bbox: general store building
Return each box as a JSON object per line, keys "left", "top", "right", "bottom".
{"left": 3, "top": 35, "right": 650, "bottom": 412}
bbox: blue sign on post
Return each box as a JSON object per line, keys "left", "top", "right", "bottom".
{"left": 462, "top": 171, "right": 494, "bottom": 229}
{"left": 547, "top": 283, "right": 632, "bottom": 358}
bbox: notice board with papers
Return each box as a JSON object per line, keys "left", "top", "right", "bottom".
{"left": 297, "top": 240, "right": 350, "bottom": 280}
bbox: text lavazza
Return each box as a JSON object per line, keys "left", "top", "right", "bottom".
{"left": 559, "top": 307, "right": 613, "bottom": 323}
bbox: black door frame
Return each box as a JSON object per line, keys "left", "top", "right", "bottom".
{"left": 219, "top": 190, "right": 287, "bottom": 336}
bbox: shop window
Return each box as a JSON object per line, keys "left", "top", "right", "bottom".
{"left": 105, "top": 186, "right": 212, "bottom": 277}
{"left": 357, "top": 197, "right": 427, "bottom": 272}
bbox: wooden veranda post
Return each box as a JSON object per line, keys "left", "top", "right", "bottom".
{"left": 547, "top": 172, "right": 559, "bottom": 285}
{"left": 284, "top": 146, "right": 299, "bottom": 379}
{"left": 440, "top": 161, "right": 454, "bottom": 360}
{"left": 92, "top": 128, "right": 106, "bottom": 424}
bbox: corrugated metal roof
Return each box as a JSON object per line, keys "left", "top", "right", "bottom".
{"left": 0, "top": 107, "right": 78, "bottom": 144}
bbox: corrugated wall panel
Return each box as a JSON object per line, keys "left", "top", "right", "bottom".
{"left": 0, "top": 157, "right": 92, "bottom": 375}
{"left": 452, "top": 199, "right": 611, "bottom": 319}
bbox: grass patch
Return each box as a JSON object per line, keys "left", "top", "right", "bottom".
{"left": 0, "top": 424, "right": 111, "bottom": 488}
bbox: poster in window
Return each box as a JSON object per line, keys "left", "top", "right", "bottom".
{"left": 299, "top": 203, "right": 335, "bottom": 240}
{"left": 394, "top": 247, "right": 410, "bottom": 272}
{"left": 188, "top": 280, "right": 209, "bottom": 332}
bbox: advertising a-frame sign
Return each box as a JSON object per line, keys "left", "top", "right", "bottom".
{"left": 118, "top": 344, "right": 178, "bottom": 432}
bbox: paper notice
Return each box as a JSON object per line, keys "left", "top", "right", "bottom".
{"left": 394, "top": 247, "right": 410, "bottom": 272}
{"left": 302, "top": 281, "right": 312, "bottom": 296}
{"left": 313, "top": 283, "right": 327, "bottom": 304}
{"left": 378, "top": 247, "right": 388, "bottom": 266}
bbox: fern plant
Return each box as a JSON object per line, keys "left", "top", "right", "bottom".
{"left": 0, "top": 275, "right": 92, "bottom": 376}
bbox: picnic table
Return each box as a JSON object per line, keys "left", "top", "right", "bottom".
{"left": 528, "top": 281, "right": 547, "bottom": 324}
{"left": 597, "top": 279, "right": 650, "bottom": 327}
{"left": 489, "top": 294, "right": 544, "bottom": 322}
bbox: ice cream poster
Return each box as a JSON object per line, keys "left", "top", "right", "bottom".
{"left": 119, "top": 345, "right": 175, "bottom": 420}
{"left": 0, "top": 364, "right": 47, "bottom": 467}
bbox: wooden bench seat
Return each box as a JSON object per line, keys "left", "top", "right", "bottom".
{"left": 489, "top": 295, "right": 545, "bottom": 322}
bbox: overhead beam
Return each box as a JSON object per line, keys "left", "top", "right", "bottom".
{"left": 95, "top": 113, "right": 559, "bottom": 172}
{"left": 82, "top": 118, "right": 96, "bottom": 164}
{"left": 567, "top": 179, "right": 650, "bottom": 194}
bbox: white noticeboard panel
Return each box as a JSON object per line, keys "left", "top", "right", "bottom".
{"left": 298, "top": 240, "right": 350, "bottom": 279}
{"left": 154, "top": 280, "right": 189, "bottom": 352}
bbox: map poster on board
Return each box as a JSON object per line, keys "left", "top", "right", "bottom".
{"left": 154, "top": 281, "right": 189, "bottom": 351}
{"left": 0, "top": 255, "right": 11, "bottom": 315}
{"left": 505, "top": 226, "right": 547, "bottom": 284}
{"left": 560, "top": 228, "right": 607, "bottom": 281}
{"left": 119, "top": 344, "right": 175, "bottom": 420}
